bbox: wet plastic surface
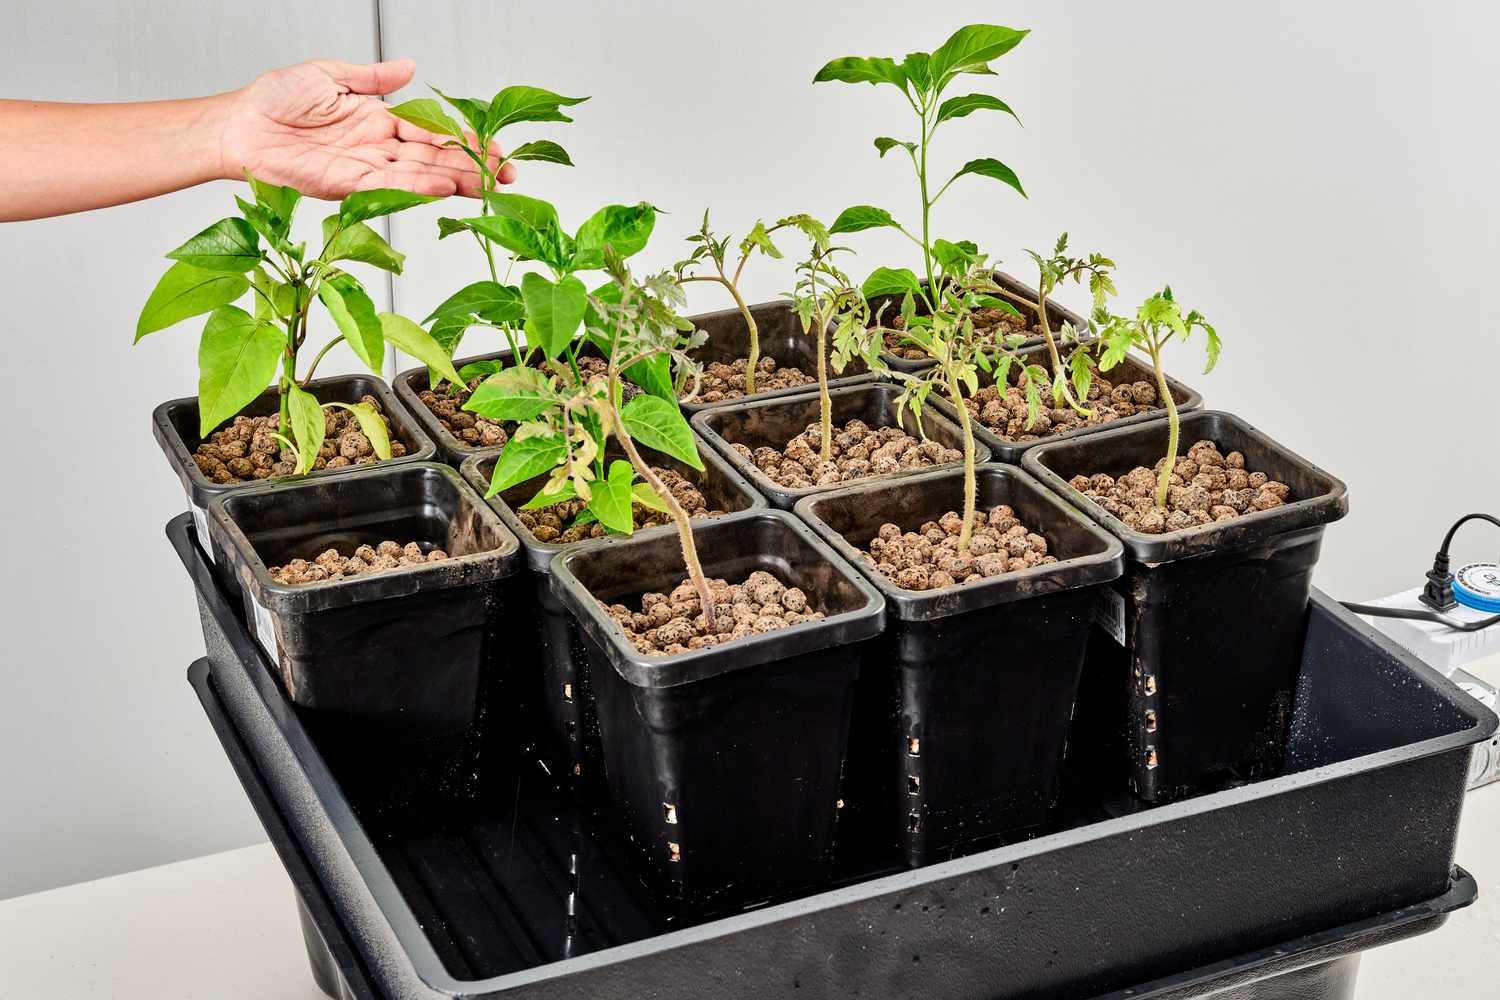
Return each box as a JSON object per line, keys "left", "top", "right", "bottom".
{"left": 795, "top": 465, "right": 1123, "bottom": 863}
{"left": 929, "top": 342, "right": 1203, "bottom": 464}
{"left": 692, "top": 381, "right": 988, "bottom": 510}
{"left": 154, "top": 373, "right": 437, "bottom": 582}
{"left": 172, "top": 512, "right": 1494, "bottom": 999}
{"left": 209, "top": 463, "right": 519, "bottom": 747}
{"left": 551, "top": 509, "right": 886, "bottom": 908}
{"left": 1024, "top": 410, "right": 1348, "bottom": 801}
{"left": 458, "top": 433, "right": 766, "bottom": 778}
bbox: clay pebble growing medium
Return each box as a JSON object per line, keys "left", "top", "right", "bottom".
{"left": 1070, "top": 438, "right": 1292, "bottom": 534}
{"left": 191, "top": 395, "right": 407, "bottom": 484}
{"left": 883, "top": 306, "right": 1040, "bottom": 360}
{"left": 970, "top": 371, "right": 1164, "bottom": 442}
{"left": 267, "top": 540, "right": 449, "bottom": 585}
{"left": 415, "top": 357, "right": 634, "bottom": 450}
{"left": 599, "top": 570, "right": 826, "bottom": 657}
{"left": 516, "top": 467, "right": 726, "bottom": 543}
{"left": 859, "top": 504, "right": 1058, "bottom": 592}
{"left": 685, "top": 354, "right": 815, "bottom": 404}
{"left": 728, "top": 418, "right": 962, "bottom": 490}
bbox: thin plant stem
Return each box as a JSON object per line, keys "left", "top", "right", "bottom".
{"left": 946, "top": 363, "right": 978, "bottom": 558}
{"left": 1148, "top": 336, "right": 1179, "bottom": 509}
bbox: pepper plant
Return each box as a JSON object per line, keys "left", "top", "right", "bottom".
{"left": 1097, "top": 289, "right": 1220, "bottom": 508}
{"left": 388, "top": 84, "right": 586, "bottom": 366}
{"left": 675, "top": 211, "right": 812, "bottom": 394}
{"left": 482, "top": 252, "right": 720, "bottom": 627}
{"left": 135, "top": 173, "right": 461, "bottom": 473}
{"left": 787, "top": 220, "right": 870, "bottom": 464}
{"left": 813, "top": 23, "right": 1029, "bottom": 311}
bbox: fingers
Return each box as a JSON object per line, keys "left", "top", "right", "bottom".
{"left": 381, "top": 158, "right": 488, "bottom": 198}
{"left": 353, "top": 167, "right": 457, "bottom": 197}
{"left": 319, "top": 57, "right": 416, "bottom": 96}
{"left": 384, "top": 136, "right": 515, "bottom": 194}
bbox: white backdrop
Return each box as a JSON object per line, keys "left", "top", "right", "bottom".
{"left": 2, "top": 1, "right": 1497, "bottom": 897}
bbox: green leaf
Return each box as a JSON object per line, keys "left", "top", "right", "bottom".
{"left": 249, "top": 269, "right": 278, "bottom": 321}
{"left": 317, "top": 275, "right": 384, "bottom": 373}
{"left": 245, "top": 172, "right": 301, "bottom": 225}
{"left": 1069, "top": 348, "right": 1095, "bottom": 401}
{"left": 521, "top": 273, "right": 587, "bottom": 360}
{"left": 379, "top": 313, "right": 465, "bottom": 386}
{"left": 812, "top": 56, "right": 907, "bottom": 89}
{"left": 429, "top": 314, "right": 473, "bottom": 363}
{"left": 486, "top": 433, "right": 568, "bottom": 497}
{"left": 338, "top": 189, "right": 442, "bottom": 228}
{"left": 521, "top": 480, "right": 576, "bottom": 509}
{"left": 464, "top": 366, "right": 555, "bottom": 422}
{"left": 430, "top": 87, "right": 491, "bottom": 137}
{"left": 572, "top": 202, "right": 658, "bottom": 270}
{"left": 1099, "top": 328, "right": 1136, "bottom": 371}
{"left": 286, "top": 382, "right": 326, "bottom": 476}
{"left": 484, "top": 191, "right": 561, "bottom": 231}
{"left": 507, "top": 140, "right": 574, "bottom": 165}
{"left": 929, "top": 24, "right": 1029, "bottom": 84}
{"left": 196, "top": 306, "right": 282, "bottom": 437}
{"left": 934, "top": 238, "right": 980, "bottom": 274}
{"left": 588, "top": 461, "right": 636, "bottom": 534}
{"left": 829, "top": 205, "right": 900, "bottom": 235}
{"left": 935, "top": 93, "right": 1020, "bottom": 125}
{"left": 623, "top": 353, "right": 675, "bottom": 402}
{"left": 1023, "top": 375, "right": 1042, "bottom": 430}
{"left": 899, "top": 52, "right": 932, "bottom": 92}
{"left": 873, "top": 136, "right": 917, "bottom": 158}
{"left": 423, "top": 281, "right": 525, "bottom": 325}
{"left": 975, "top": 295, "right": 1023, "bottom": 317}
{"left": 325, "top": 401, "right": 392, "bottom": 461}
{"left": 620, "top": 395, "right": 702, "bottom": 470}
{"left": 321, "top": 219, "right": 405, "bottom": 273}
{"left": 136, "top": 262, "right": 250, "bottom": 341}
{"left": 631, "top": 482, "right": 669, "bottom": 513}
{"left": 740, "top": 220, "right": 783, "bottom": 259}
{"left": 442, "top": 215, "right": 554, "bottom": 265}
{"left": 487, "top": 86, "right": 589, "bottom": 132}
{"left": 387, "top": 98, "right": 465, "bottom": 140}
{"left": 166, "top": 218, "right": 262, "bottom": 272}
{"left": 861, "top": 266, "right": 923, "bottom": 299}
{"left": 948, "top": 158, "right": 1026, "bottom": 198}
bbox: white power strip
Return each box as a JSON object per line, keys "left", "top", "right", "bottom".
{"left": 1361, "top": 588, "right": 1500, "bottom": 790}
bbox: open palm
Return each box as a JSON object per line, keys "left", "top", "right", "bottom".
{"left": 219, "top": 59, "right": 513, "bottom": 200}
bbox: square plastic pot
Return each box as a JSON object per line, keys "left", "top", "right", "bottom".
{"left": 1023, "top": 410, "right": 1349, "bottom": 803}
{"left": 928, "top": 342, "right": 1203, "bottom": 463}
{"left": 549, "top": 509, "right": 886, "bottom": 910}
{"left": 794, "top": 464, "right": 1123, "bottom": 864}
{"left": 208, "top": 462, "right": 519, "bottom": 750}
{"left": 154, "top": 373, "right": 437, "bottom": 586}
{"left": 692, "top": 381, "right": 987, "bottom": 510}
{"left": 868, "top": 269, "right": 1089, "bottom": 375}
{"left": 458, "top": 432, "right": 766, "bottom": 778}
{"left": 678, "top": 298, "right": 875, "bottom": 414}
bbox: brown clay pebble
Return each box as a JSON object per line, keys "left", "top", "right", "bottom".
{"left": 884, "top": 306, "right": 1042, "bottom": 360}
{"left": 858, "top": 505, "right": 1057, "bottom": 591}
{"left": 514, "top": 467, "right": 727, "bottom": 543}
{"left": 605, "top": 571, "right": 826, "bottom": 657}
{"left": 683, "top": 354, "right": 817, "bottom": 405}
{"left": 191, "top": 400, "right": 406, "bottom": 484}
{"left": 963, "top": 371, "right": 1165, "bottom": 443}
{"left": 267, "top": 539, "right": 448, "bottom": 585}
{"left": 1069, "top": 440, "right": 1290, "bottom": 535}
{"left": 736, "top": 418, "right": 961, "bottom": 489}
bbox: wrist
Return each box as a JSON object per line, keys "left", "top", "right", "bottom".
{"left": 192, "top": 89, "right": 240, "bottom": 183}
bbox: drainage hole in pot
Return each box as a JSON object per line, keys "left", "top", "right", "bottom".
{"left": 908, "top": 737, "right": 921, "bottom": 757}
{"left": 599, "top": 571, "right": 825, "bottom": 657}
{"left": 1145, "top": 709, "right": 1158, "bottom": 733}
{"left": 907, "top": 775, "right": 920, "bottom": 795}
{"left": 1145, "top": 749, "right": 1159, "bottom": 769}
{"left": 859, "top": 506, "right": 1058, "bottom": 591}
{"left": 1144, "top": 676, "right": 1158, "bottom": 696}
{"left": 663, "top": 803, "right": 678, "bottom": 825}
{"left": 667, "top": 842, "right": 682, "bottom": 862}
{"left": 562, "top": 682, "right": 573, "bottom": 702}
{"left": 729, "top": 419, "right": 961, "bottom": 491}
{"left": 908, "top": 813, "right": 921, "bottom": 833}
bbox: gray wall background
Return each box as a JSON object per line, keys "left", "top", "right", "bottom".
{"left": 2, "top": 1, "right": 1496, "bottom": 899}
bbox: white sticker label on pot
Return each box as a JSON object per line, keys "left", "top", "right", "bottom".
{"left": 249, "top": 593, "right": 279, "bottom": 663}
{"left": 191, "top": 504, "right": 215, "bottom": 564}
{"left": 1095, "top": 587, "right": 1126, "bottom": 646}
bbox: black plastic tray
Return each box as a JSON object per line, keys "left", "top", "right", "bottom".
{"left": 171, "top": 513, "right": 1495, "bottom": 999}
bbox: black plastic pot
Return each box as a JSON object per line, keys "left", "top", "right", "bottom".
{"left": 155, "top": 373, "right": 437, "bottom": 582}
{"left": 175, "top": 506, "right": 1497, "bottom": 999}
{"left": 1023, "top": 410, "right": 1349, "bottom": 803}
{"left": 208, "top": 462, "right": 519, "bottom": 747}
{"left": 692, "top": 381, "right": 986, "bottom": 510}
{"left": 868, "top": 269, "right": 1089, "bottom": 375}
{"left": 794, "top": 464, "right": 1123, "bottom": 864}
{"left": 458, "top": 432, "right": 766, "bottom": 777}
{"left": 550, "top": 509, "right": 885, "bottom": 909}
{"left": 929, "top": 342, "right": 1203, "bottom": 464}
{"left": 678, "top": 298, "right": 875, "bottom": 414}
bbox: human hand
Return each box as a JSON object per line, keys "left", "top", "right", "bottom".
{"left": 217, "top": 58, "right": 517, "bottom": 199}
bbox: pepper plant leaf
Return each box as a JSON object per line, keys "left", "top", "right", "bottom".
{"left": 487, "top": 86, "right": 589, "bottom": 132}
{"left": 861, "top": 266, "right": 923, "bottom": 299}
{"left": 486, "top": 433, "right": 568, "bottom": 497}
{"left": 167, "top": 218, "right": 263, "bottom": 272}
{"left": 620, "top": 394, "right": 702, "bottom": 470}
{"left": 829, "top": 205, "right": 900, "bottom": 235}
{"left": 337, "top": 189, "right": 443, "bottom": 228}
{"left": 324, "top": 401, "right": 392, "bottom": 461}
{"left": 136, "top": 262, "right": 250, "bottom": 341}
{"left": 196, "top": 306, "right": 282, "bottom": 437}
{"left": 521, "top": 273, "right": 587, "bottom": 360}
{"left": 928, "top": 24, "right": 1029, "bottom": 85}
{"left": 430, "top": 87, "right": 492, "bottom": 138}
{"left": 812, "top": 56, "right": 908, "bottom": 89}
{"left": 631, "top": 482, "right": 669, "bottom": 513}
{"left": 506, "top": 140, "right": 574, "bottom": 165}
{"left": 464, "top": 366, "right": 556, "bottom": 422}
{"left": 317, "top": 274, "right": 384, "bottom": 373}
{"left": 386, "top": 98, "right": 465, "bottom": 140}
{"left": 873, "top": 136, "right": 916, "bottom": 158}
{"left": 588, "top": 460, "right": 636, "bottom": 535}
{"left": 245, "top": 173, "right": 301, "bottom": 231}
{"left": 572, "top": 202, "right": 658, "bottom": 270}
{"left": 321, "top": 219, "right": 405, "bottom": 273}
{"left": 948, "top": 158, "right": 1027, "bottom": 198}
{"left": 935, "top": 92, "right": 1020, "bottom": 125}
{"left": 379, "top": 313, "right": 465, "bottom": 386}
{"left": 521, "top": 479, "right": 576, "bottom": 509}
{"left": 286, "top": 382, "right": 326, "bottom": 475}
{"left": 423, "top": 280, "right": 524, "bottom": 325}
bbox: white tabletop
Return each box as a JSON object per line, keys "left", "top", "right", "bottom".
{"left": 3, "top": 659, "right": 1497, "bottom": 999}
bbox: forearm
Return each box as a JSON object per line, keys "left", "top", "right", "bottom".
{"left": 0, "top": 95, "right": 231, "bottom": 222}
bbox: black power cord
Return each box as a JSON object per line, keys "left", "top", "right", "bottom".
{"left": 1341, "top": 512, "right": 1500, "bottom": 632}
